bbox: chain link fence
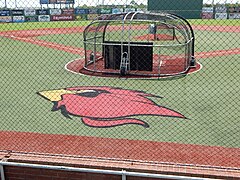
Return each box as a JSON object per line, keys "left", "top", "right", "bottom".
{"left": 0, "top": 0, "right": 240, "bottom": 177}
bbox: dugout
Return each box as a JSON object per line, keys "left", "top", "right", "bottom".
{"left": 83, "top": 12, "right": 196, "bottom": 77}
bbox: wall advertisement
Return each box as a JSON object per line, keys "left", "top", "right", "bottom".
{"left": 25, "top": 16, "right": 38, "bottom": 22}
{"left": 215, "top": 5, "right": 227, "bottom": 13}
{"left": 202, "top": 7, "right": 214, "bottom": 19}
{"left": 12, "top": 16, "right": 25, "bottom": 22}
{"left": 38, "top": 15, "right": 51, "bottom": 22}
{"left": 0, "top": 16, "right": 12, "bottom": 22}
{"left": 74, "top": 9, "right": 89, "bottom": 14}
{"left": 229, "top": 13, "right": 240, "bottom": 19}
{"left": 51, "top": 15, "right": 75, "bottom": 21}
{"left": 11, "top": 10, "right": 24, "bottom": 16}
{"left": 0, "top": 10, "right": 11, "bottom": 16}
{"left": 215, "top": 13, "right": 228, "bottom": 19}
{"left": 99, "top": 8, "right": 112, "bottom": 14}
{"left": 40, "top": 0, "right": 74, "bottom": 4}
{"left": 36, "top": 9, "right": 50, "bottom": 15}
{"left": 24, "top": 9, "right": 36, "bottom": 16}
{"left": 50, "top": 9, "right": 62, "bottom": 15}
{"left": 62, "top": 9, "right": 74, "bottom": 15}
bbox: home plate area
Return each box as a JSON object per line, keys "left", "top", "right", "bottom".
{"left": 66, "top": 54, "right": 201, "bottom": 78}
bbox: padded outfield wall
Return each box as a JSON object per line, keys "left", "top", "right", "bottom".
{"left": 148, "top": 0, "right": 203, "bottom": 19}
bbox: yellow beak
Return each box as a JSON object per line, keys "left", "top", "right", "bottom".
{"left": 38, "top": 89, "right": 94, "bottom": 101}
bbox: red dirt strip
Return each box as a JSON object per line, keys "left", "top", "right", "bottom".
{"left": 0, "top": 131, "right": 240, "bottom": 169}
{"left": 192, "top": 25, "right": 240, "bottom": 33}
{"left": 195, "top": 48, "right": 240, "bottom": 58}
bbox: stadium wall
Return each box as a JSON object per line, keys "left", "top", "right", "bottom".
{"left": 0, "top": 5, "right": 240, "bottom": 23}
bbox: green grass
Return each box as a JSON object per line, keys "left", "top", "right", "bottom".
{"left": 1, "top": 19, "right": 239, "bottom": 32}
{"left": 37, "top": 33, "right": 84, "bottom": 48}
{"left": 0, "top": 20, "right": 240, "bottom": 148}
{"left": 35, "top": 27, "right": 240, "bottom": 54}
{"left": 194, "top": 30, "right": 240, "bottom": 52}
{"left": 189, "top": 19, "right": 240, "bottom": 26}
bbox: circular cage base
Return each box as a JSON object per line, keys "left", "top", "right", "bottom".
{"left": 66, "top": 58, "right": 202, "bottom": 79}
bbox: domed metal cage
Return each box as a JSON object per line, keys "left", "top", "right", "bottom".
{"left": 83, "top": 12, "right": 195, "bottom": 77}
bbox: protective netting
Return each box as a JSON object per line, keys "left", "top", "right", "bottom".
{"left": 0, "top": 0, "right": 240, "bottom": 178}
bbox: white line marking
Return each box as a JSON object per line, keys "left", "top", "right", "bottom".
{"left": 65, "top": 58, "right": 203, "bottom": 79}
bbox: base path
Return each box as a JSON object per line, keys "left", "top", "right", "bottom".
{"left": 192, "top": 25, "right": 240, "bottom": 33}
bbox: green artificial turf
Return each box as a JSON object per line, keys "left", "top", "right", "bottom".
{"left": 35, "top": 28, "right": 240, "bottom": 53}
{"left": 37, "top": 33, "right": 84, "bottom": 48}
{"left": 0, "top": 21, "right": 89, "bottom": 31}
{"left": 189, "top": 19, "right": 240, "bottom": 26}
{"left": 0, "top": 20, "right": 239, "bottom": 148}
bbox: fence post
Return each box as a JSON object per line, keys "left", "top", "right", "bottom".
{"left": 122, "top": 170, "right": 126, "bottom": 180}
{"left": 0, "top": 164, "right": 5, "bottom": 180}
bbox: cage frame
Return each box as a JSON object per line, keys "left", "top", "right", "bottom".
{"left": 83, "top": 12, "right": 196, "bottom": 77}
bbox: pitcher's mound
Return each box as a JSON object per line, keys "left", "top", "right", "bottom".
{"left": 134, "top": 34, "right": 175, "bottom": 41}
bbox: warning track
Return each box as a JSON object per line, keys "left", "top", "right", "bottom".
{"left": 0, "top": 131, "right": 240, "bottom": 170}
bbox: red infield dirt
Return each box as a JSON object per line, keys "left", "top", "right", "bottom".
{"left": 192, "top": 25, "right": 240, "bottom": 33}
{"left": 134, "top": 34, "right": 174, "bottom": 41}
{"left": 66, "top": 56, "right": 202, "bottom": 78}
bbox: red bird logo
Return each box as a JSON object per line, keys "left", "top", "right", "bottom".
{"left": 38, "top": 86, "right": 185, "bottom": 128}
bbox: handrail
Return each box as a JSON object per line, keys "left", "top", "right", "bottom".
{"left": 0, "top": 161, "right": 216, "bottom": 180}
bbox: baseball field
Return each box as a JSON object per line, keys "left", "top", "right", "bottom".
{"left": 0, "top": 19, "right": 240, "bottom": 175}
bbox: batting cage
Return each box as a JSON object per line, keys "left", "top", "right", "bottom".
{"left": 83, "top": 12, "right": 195, "bottom": 77}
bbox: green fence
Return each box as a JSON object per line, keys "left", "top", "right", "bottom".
{"left": 148, "top": 0, "right": 203, "bottom": 19}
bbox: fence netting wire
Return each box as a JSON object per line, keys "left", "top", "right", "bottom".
{"left": 0, "top": 0, "right": 239, "bottom": 173}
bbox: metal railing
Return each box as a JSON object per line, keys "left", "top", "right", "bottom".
{"left": 0, "top": 161, "right": 218, "bottom": 180}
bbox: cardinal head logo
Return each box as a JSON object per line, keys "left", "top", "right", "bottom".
{"left": 38, "top": 86, "right": 185, "bottom": 128}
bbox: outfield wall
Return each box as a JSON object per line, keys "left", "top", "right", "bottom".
{"left": 0, "top": 5, "right": 239, "bottom": 23}
{"left": 0, "top": 8, "right": 140, "bottom": 23}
